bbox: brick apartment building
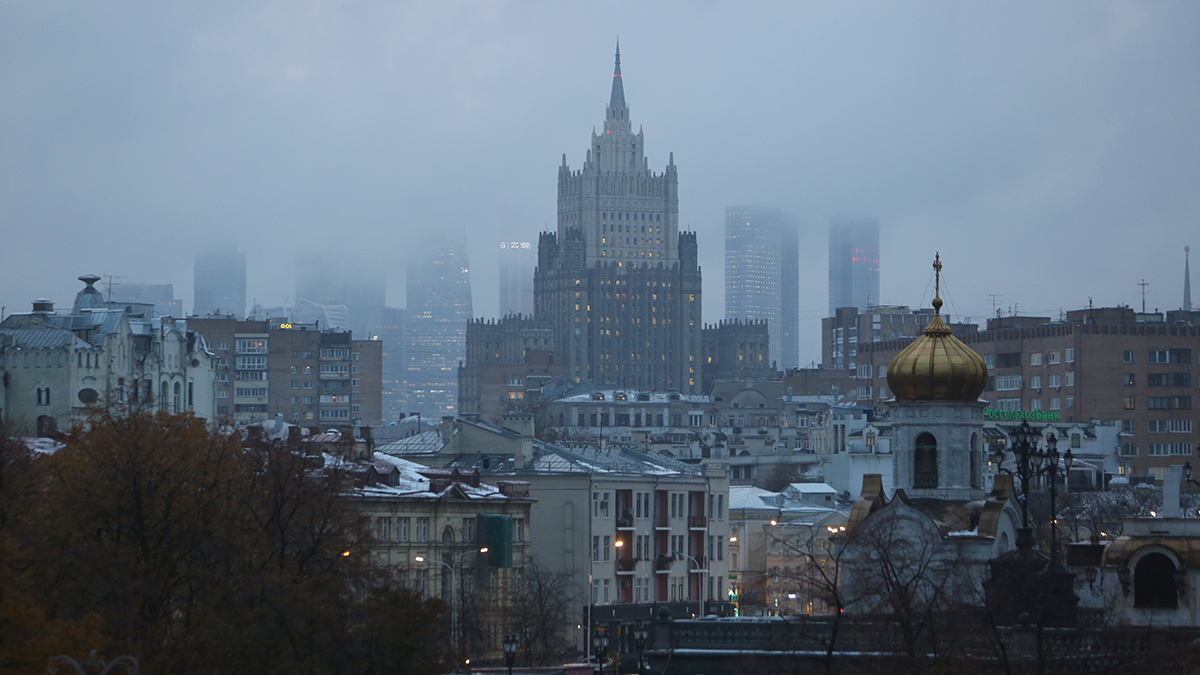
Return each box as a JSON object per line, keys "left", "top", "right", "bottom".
{"left": 189, "top": 317, "right": 382, "bottom": 426}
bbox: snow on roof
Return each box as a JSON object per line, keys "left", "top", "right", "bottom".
{"left": 344, "top": 452, "right": 512, "bottom": 501}
{"left": 786, "top": 482, "right": 839, "bottom": 494}
{"left": 554, "top": 389, "right": 708, "bottom": 405}
{"left": 16, "top": 437, "right": 65, "bottom": 454}
{"left": 728, "top": 486, "right": 779, "bottom": 511}
{"left": 376, "top": 429, "right": 444, "bottom": 456}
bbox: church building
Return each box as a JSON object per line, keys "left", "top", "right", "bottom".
{"left": 840, "top": 256, "right": 1023, "bottom": 611}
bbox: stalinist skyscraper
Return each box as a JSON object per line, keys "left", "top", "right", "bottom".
{"left": 535, "top": 44, "right": 702, "bottom": 393}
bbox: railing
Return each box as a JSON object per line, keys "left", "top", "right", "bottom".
{"left": 914, "top": 472, "right": 938, "bottom": 489}
{"left": 688, "top": 515, "right": 708, "bottom": 529}
{"left": 616, "top": 557, "right": 637, "bottom": 572}
{"left": 655, "top": 554, "right": 674, "bottom": 571}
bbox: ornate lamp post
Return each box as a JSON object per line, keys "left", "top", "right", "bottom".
{"left": 591, "top": 630, "right": 609, "bottom": 675}
{"left": 502, "top": 634, "right": 518, "bottom": 675}
{"left": 993, "top": 420, "right": 1072, "bottom": 555}
{"left": 48, "top": 651, "right": 137, "bottom": 675}
{"left": 633, "top": 623, "right": 650, "bottom": 675}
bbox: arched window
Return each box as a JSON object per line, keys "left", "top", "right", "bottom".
{"left": 160, "top": 381, "right": 168, "bottom": 411}
{"left": 1134, "top": 552, "right": 1179, "bottom": 608}
{"left": 1071, "top": 433, "right": 1082, "bottom": 448}
{"left": 173, "top": 382, "right": 181, "bottom": 414}
{"left": 914, "top": 432, "right": 938, "bottom": 488}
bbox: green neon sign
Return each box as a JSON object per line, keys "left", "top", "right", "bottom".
{"left": 984, "top": 409, "right": 1060, "bottom": 421}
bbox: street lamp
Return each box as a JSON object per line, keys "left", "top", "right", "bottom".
{"left": 48, "top": 650, "right": 138, "bottom": 675}
{"left": 678, "top": 552, "right": 707, "bottom": 617}
{"left": 994, "top": 421, "right": 1072, "bottom": 554}
{"left": 633, "top": 623, "right": 650, "bottom": 675}
{"left": 414, "top": 555, "right": 456, "bottom": 651}
{"left": 415, "top": 547, "right": 488, "bottom": 658}
{"left": 503, "top": 634, "right": 518, "bottom": 675}
{"left": 998, "top": 420, "right": 1075, "bottom": 552}
{"left": 591, "top": 630, "right": 609, "bottom": 674}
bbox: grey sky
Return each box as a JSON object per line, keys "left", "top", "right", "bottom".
{"left": 3, "top": 2, "right": 1198, "bottom": 366}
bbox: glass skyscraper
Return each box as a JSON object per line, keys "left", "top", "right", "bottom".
{"left": 724, "top": 206, "right": 800, "bottom": 369}
{"left": 193, "top": 243, "right": 247, "bottom": 318}
{"left": 828, "top": 216, "right": 880, "bottom": 316}
{"left": 406, "top": 234, "right": 473, "bottom": 417}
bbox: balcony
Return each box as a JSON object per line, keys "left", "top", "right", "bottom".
{"left": 617, "top": 510, "right": 634, "bottom": 529}
{"left": 688, "top": 515, "right": 708, "bottom": 530}
{"left": 685, "top": 556, "right": 708, "bottom": 572}
{"left": 616, "top": 557, "right": 637, "bottom": 574}
{"left": 655, "top": 515, "right": 670, "bottom": 530}
{"left": 655, "top": 554, "right": 674, "bottom": 573}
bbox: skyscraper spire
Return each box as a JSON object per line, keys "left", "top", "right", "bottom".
{"left": 1185, "top": 246, "right": 1193, "bottom": 312}
{"left": 609, "top": 39, "right": 626, "bottom": 109}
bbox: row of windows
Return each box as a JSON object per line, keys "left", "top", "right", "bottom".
{"left": 289, "top": 379, "right": 360, "bottom": 389}
{"left": 1147, "top": 419, "right": 1192, "bottom": 433}
{"left": 1148, "top": 443, "right": 1194, "bottom": 456}
{"left": 602, "top": 212, "right": 662, "bottom": 223}
{"left": 1123, "top": 396, "right": 1192, "bottom": 410}
{"left": 1124, "top": 372, "right": 1192, "bottom": 387}
{"left": 235, "top": 339, "right": 267, "bottom": 354}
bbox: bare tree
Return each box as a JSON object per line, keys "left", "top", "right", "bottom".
{"left": 508, "top": 560, "right": 576, "bottom": 666}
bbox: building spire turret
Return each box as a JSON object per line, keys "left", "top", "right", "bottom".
{"left": 609, "top": 39, "right": 625, "bottom": 110}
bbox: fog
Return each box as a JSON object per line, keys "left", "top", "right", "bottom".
{"left": 3, "top": 2, "right": 1198, "bottom": 366}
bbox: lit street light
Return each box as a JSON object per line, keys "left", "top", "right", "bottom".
{"left": 503, "top": 634, "right": 518, "bottom": 675}
{"left": 414, "top": 546, "right": 487, "bottom": 659}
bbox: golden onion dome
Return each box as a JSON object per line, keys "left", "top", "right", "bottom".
{"left": 886, "top": 255, "right": 987, "bottom": 403}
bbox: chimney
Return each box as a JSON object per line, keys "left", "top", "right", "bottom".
{"left": 441, "top": 416, "right": 455, "bottom": 445}
{"left": 287, "top": 425, "right": 302, "bottom": 449}
{"left": 518, "top": 435, "right": 534, "bottom": 468}
{"left": 359, "top": 426, "right": 373, "bottom": 443}
{"left": 502, "top": 412, "right": 535, "bottom": 438}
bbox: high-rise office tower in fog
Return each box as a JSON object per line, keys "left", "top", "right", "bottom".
{"left": 407, "top": 234, "right": 473, "bottom": 417}
{"left": 193, "top": 244, "right": 247, "bottom": 318}
{"left": 535, "top": 44, "right": 702, "bottom": 392}
{"left": 294, "top": 258, "right": 386, "bottom": 336}
{"left": 725, "top": 206, "right": 800, "bottom": 369}
{"left": 498, "top": 239, "right": 536, "bottom": 317}
{"left": 828, "top": 216, "right": 880, "bottom": 316}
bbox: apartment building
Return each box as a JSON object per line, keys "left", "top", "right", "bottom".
{"left": 188, "top": 317, "right": 382, "bottom": 425}
{"left": 387, "top": 415, "right": 732, "bottom": 639}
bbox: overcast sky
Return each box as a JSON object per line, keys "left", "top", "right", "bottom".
{"left": 3, "top": 1, "right": 1198, "bottom": 366}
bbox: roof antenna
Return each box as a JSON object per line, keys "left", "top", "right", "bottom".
{"left": 1139, "top": 279, "right": 1149, "bottom": 314}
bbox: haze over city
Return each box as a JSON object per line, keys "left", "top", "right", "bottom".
{"left": 3, "top": 2, "right": 1198, "bottom": 366}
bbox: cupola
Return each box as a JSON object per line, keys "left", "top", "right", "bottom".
{"left": 886, "top": 254, "right": 987, "bottom": 402}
